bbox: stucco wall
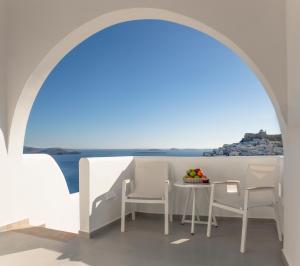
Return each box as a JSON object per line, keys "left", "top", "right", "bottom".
{"left": 10, "top": 154, "right": 79, "bottom": 233}
{"left": 0, "top": 155, "right": 12, "bottom": 227}
{"left": 283, "top": 1, "right": 300, "bottom": 265}
{"left": 0, "top": 0, "right": 6, "bottom": 152}
{"left": 80, "top": 157, "right": 134, "bottom": 233}
{"left": 0, "top": 0, "right": 10, "bottom": 228}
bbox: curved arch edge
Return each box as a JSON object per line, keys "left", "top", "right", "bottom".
{"left": 7, "top": 7, "right": 286, "bottom": 156}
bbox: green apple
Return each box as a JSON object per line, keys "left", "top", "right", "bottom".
{"left": 189, "top": 170, "right": 196, "bottom": 177}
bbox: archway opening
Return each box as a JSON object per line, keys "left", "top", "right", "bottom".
{"left": 23, "top": 20, "right": 282, "bottom": 194}
{"left": 8, "top": 8, "right": 286, "bottom": 159}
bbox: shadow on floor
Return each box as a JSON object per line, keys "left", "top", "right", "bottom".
{"left": 0, "top": 215, "right": 284, "bottom": 266}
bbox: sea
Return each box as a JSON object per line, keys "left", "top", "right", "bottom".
{"left": 51, "top": 149, "right": 211, "bottom": 193}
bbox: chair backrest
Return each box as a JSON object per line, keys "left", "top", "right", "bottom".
{"left": 245, "top": 163, "right": 278, "bottom": 188}
{"left": 213, "top": 180, "right": 241, "bottom": 207}
{"left": 245, "top": 163, "right": 279, "bottom": 205}
{"left": 134, "top": 161, "right": 169, "bottom": 198}
{"left": 213, "top": 163, "right": 279, "bottom": 207}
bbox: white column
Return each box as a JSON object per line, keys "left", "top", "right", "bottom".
{"left": 283, "top": 1, "right": 300, "bottom": 264}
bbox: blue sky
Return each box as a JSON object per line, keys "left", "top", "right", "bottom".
{"left": 25, "top": 20, "right": 280, "bottom": 149}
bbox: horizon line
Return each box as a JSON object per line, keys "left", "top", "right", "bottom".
{"left": 23, "top": 146, "right": 215, "bottom": 150}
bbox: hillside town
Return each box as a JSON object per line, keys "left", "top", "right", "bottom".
{"left": 203, "top": 130, "right": 283, "bottom": 156}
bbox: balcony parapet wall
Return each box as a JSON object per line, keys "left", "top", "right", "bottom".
{"left": 80, "top": 156, "right": 283, "bottom": 236}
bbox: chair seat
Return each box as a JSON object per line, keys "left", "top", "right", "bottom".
{"left": 214, "top": 199, "right": 242, "bottom": 210}
{"left": 127, "top": 191, "right": 164, "bottom": 200}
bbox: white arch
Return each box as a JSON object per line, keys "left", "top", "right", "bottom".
{"left": 7, "top": 8, "right": 286, "bottom": 156}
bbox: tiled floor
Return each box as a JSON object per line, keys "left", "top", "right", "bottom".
{"left": 0, "top": 215, "right": 284, "bottom": 266}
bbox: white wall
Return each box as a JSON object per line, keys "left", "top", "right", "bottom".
{"left": 0, "top": 153, "right": 12, "bottom": 227}
{"left": 0, "top": 154, "right": 79, "bottom": 233}
{"left": 0, "top": 0, "right": 11, "bottom": 226}
{"left": 0, "top": 0, "right": 6, "bottom": 150}
{"left": 15, "top": 154, "right": 79, "bottom": 233}
{"left": 80, "top": 156, "right": 283, "bottom": 235}
{"left": 80, "top": 157, "right": 134, "bottom": 233}
{"left": 283, "top": 1, "right": 300, "bottom": 265}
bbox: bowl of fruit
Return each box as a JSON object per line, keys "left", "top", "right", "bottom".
{"left": 183, "top": 168, "right": 209, "bottom": 184}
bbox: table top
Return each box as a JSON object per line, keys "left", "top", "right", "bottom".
{"left": 174, "top": 180, "right": 211, "bottom": 188}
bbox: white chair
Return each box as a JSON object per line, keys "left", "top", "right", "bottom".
{"left": 121, "top": 161, "right": 171, "bottom": 235}
{"left": 207, "top": 164, "right": 282, "bottom": 253}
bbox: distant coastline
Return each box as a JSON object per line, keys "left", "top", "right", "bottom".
{"left": 23, "top": 147, "right": 211, "bottom": 157}
{"left": 24, "top": 130, "right": 283, "bottom": 157}
{"left": 23, "top": 146, "right": 81, "bottom": 155}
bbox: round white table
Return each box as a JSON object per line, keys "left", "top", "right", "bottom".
{"left": 174, "top": 180, "right": 218, "bottom": 235}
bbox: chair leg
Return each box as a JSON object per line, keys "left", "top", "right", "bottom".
{"left": 272, "top": 190, "right": 282, "bottom": 241}
{"left": 212, "top": 210, "right": 218, "bottom": 227}
{"left": 164, "top": 198, "right": 169, "bottom": 235}
{"left": 131, "top": 203, "right": 136, "bottom": 221}
{"left": 205, "top": 189, "right": 218, "bottom": 226}
{"left": 241, "top": 210, "right": 248, "bottom": 253}
{"left": 121, "top": 198, "right": 126, "bottom": 233}
{"left": 240, "top": 190, "right": 249, "bottom": 253}
{"left": 207, "top": 184, "right": 215, "bottom": 238}
{"left": 169, "top": 192, "right": 173, "bottom": 222}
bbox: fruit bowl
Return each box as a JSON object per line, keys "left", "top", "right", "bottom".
{"left": 183, "top": 168, "right": 209, "bottom": 184}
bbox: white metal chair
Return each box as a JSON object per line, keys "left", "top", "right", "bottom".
{"left": 207, "top": 164, "right": 282, "bottom": 253}
{"left": 121, "top": 161, "right": 171, "bottom": 235}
